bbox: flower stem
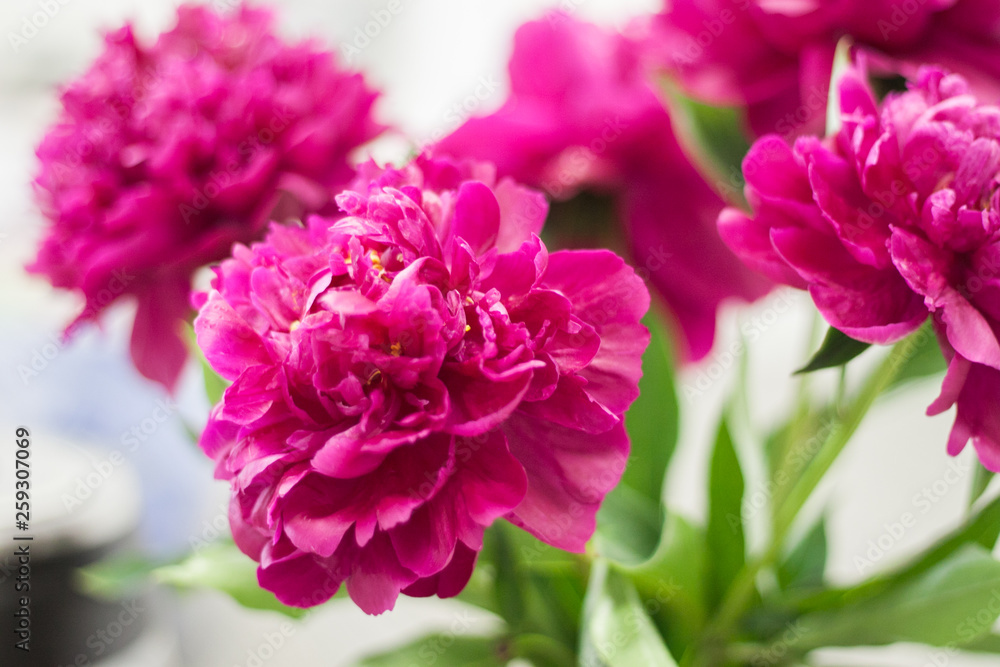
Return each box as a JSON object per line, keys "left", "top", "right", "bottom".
{"left": 696, "top": 328, "right": 925, "bottom": 661}
{"left": 773, "top": 332, "right": 922, "bottom": 538}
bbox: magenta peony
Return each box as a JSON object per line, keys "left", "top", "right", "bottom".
{"left": 643, "top": 0, "right": 1000, "bottom": 137}
{"left": 194, "top": 155, "right": 650, "bottom": 613}
{"left": 436, "top": 14, "right": 770, "bottom": 362}
{"left": 29, "top": 4, "right": 383, "bottom": 391}
{"left": 720, "top": 63, "right": 1000, "bottom": 470}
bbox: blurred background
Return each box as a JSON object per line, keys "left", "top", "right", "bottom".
{"left": 0, "top": 0, "right": 997, "bottom": 665}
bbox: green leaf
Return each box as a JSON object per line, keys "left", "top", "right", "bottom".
{"left": 886, "top": 321, "right": 946, "bottom": 390}
{"left": 971, "top": 465, "right": 995, "bottom": 508}
{"left": 184, "top": 321, "right": 230, "bottom": 405}
{"left": 778, "top": 518, "right": 827, "bottom": 592}
{"left": 77, "top": 554, "right": 165, "bottom": 599}
{"left": 455, "top": 560, "right": 503, "bottom": 618}
{"left": 795, "top": 327, "right": 871, "bottom": 374}
{"left": 153, "top": 541, "right": 308, "bottom": 618}
{"left": 598, "top": 308, "right": 679, "bottom": 564}
{"left": 870, "top": 491, "right": 1000, "bottom": 590}
{"left": 961, "top": 634, "right": 1000, "bottom": 652}
{"left": 484, "top": 523, "right": 528, "bottom": 630}
{"left": 625, "top": 512, "right": 707, "bottom": 655}
{"left": 595, "top": 483, "right": 663, "bottom": 566}
{"left": 791, "top": 546, "right": 1000, "bottom": 649}
{"left": 868, "top": 498, "right": 1000, "bottom": 584}
{"left": 202, "top": 358, "right": 230, "bottom": 405}
{"left": 794, "top": 491, "right": 1000, "bottom": 615}
{"left": 509, "top": 634, "right": 578, "bottom": 667}
{"left": 477, "top": 523, "right": 585, "bottom": 652}
{"left": 706, "top": 418, "right": 746, "bottom": 610}
{"left": 357, "top": 635, "right": 507, "bottom": 666}
{"left": 658, "top": 81, "right": 751, "bottom": 206}
{"left": 622, "top": 308, "right": 679, "bottom": 506}
{"left": 677, "top": 99, "right": 750, "bottom": 187}
{"left": 580, "top": 560, "right": 678, "bottom": 667}
{"left": 523, "top": 571, "right": 587, "bottom": 652}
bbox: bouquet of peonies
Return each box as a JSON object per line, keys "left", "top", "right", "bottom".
{"left": 27, "top": 1, "right": 1000, "bottom": 665}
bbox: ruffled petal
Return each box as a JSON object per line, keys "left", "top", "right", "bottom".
{"left": 503, "top": 413, "right": 629, "bottom": 552}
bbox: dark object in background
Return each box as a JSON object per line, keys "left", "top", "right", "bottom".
{"left": 0, "top": 433, "right": 180, "bottom": 666}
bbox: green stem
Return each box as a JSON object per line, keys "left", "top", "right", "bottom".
{"left": 773, "top": 333, "right": 922, "bottom": 539}
{"left": 696, "top": 330, "right": 925, "bottom": 663}
{"left": 702, "top": 541, "right": 781, "bottom": 647}
{"left": 769, "top": 312, "right": 823, "bottom": 521}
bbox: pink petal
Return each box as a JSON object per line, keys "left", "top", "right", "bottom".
{"left": 451, "top": 181, "right": 501, "bottom": 256}
{"left": 402, "top": 542, "right": 479, "bottom": 599}
{"left": 503, "top": 412, "right": 629, "bottom": 552}
{"left": 131, "top": 280, "right": 190, "bottom": 392}
{"left": 194, "top": 293, "right": 271, "bottom": 380}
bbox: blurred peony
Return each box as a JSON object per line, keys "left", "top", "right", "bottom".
{"left": 194, "top": 155, "right": 650, "bottom": 614}
{"left": 29, "top": 4, "right": 383, "bottom": 391}
{"left": 436, "top": 14, "right": 770, "bottom": 362}
{"left": 720, "top": 64, "right": 1000, "bottom": 470}
{"left": 642, "top": 0, "right": 1000, "bottom": 137}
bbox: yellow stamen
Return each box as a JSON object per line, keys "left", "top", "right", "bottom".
{"left": 289, "top": 320, "right": 300, "bottom": 332}
{"left": 464, "top": 325, "right": 472, "bottom": 332}
{"left": 390, "top": 342, "right": 403, "bottom": 357}
{"left": 370, "top": 249, "right": 392, "bottom": 283}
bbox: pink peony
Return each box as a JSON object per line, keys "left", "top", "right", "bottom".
{"left": 643, "top": 0, "right": 1000, "bottom": 137}
{"left": 29, "top": 4, "right": 383, "bottom": 391}
{"left": 436, "top": 14, "right": 770, "bottom": 362}
{"left": 720, "top": 64, "right": 1000, "bottom": 470}
{"left": 194, "top": 155, "right": 650, "bottom": 613}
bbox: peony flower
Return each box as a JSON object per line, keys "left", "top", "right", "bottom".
{"left": 28, "top": 4, "right": 383, "bottom": 391}
{"left": 720, "top": 64, "right": 1000, "bottom": 470}
{"left": 194, "top": 155, "right": 650, "bottom": 614}
{"left": 642, "top": 0, "right": 1000, "bottom": 137}
{"left": 436, "top": 14, "right": 770, "bottom": 362}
